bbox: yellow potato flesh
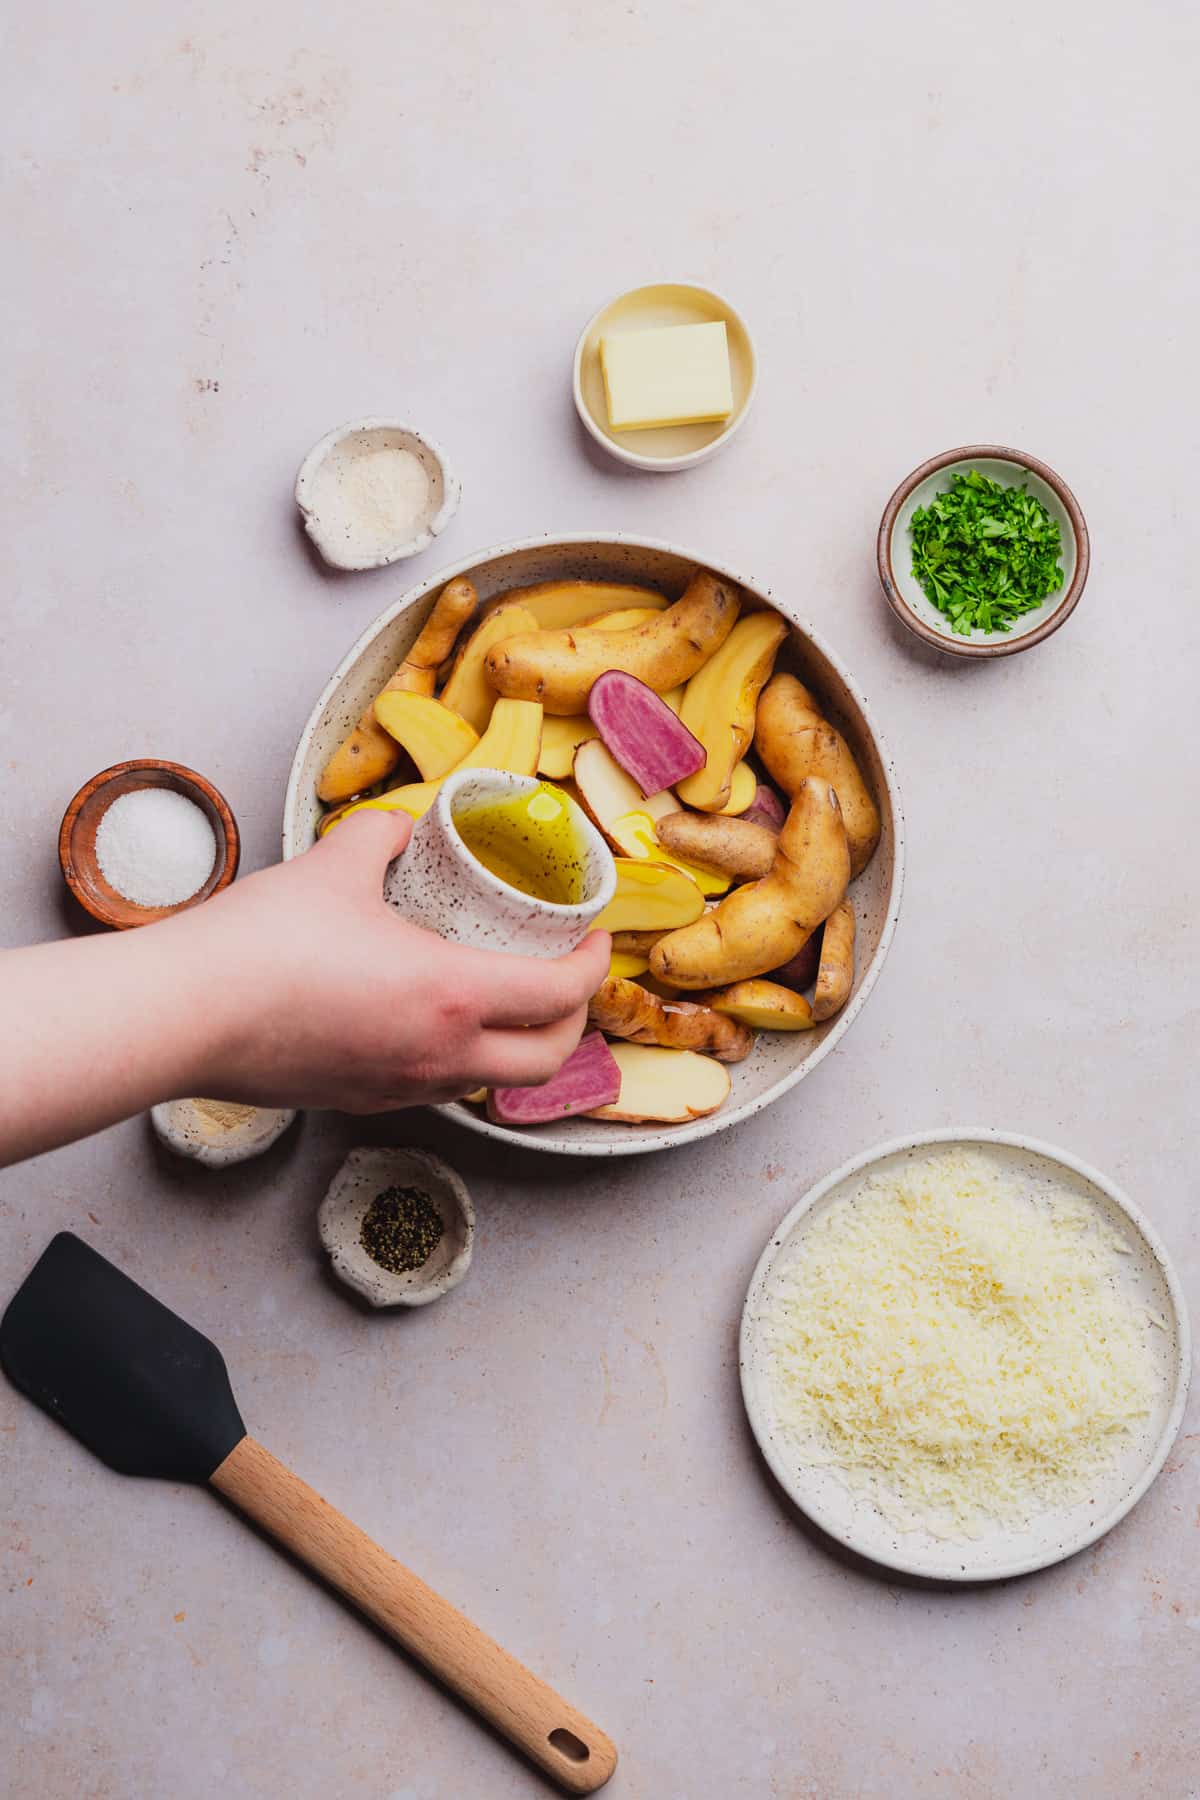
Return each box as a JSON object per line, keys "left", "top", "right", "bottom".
{"left": 709, "top": 980, "right": 815, "bottom": 1030}
{"left": 582, "top": 606, "right": 665, "bottom": 631}
{"left": 586, "top": 1044, "right": 730, "bottom": 1123}
{"left": 440, "top": 602, "right": 539, "bottom": 734}
{"left": 608, "top": 810, "right": 730, "bottom": 898}
{"left": 571, "top": 739, "right": 676, "bottom": 847}
{"left": 538, "top": 714, "right": 599, "bottom": 779}
{"left": 675, "top": 613, "right": 788, "bottom": 811}
{"left": 326, "top": 699, "right": 542, "bottom": 826}
{"left": 592, "top": 859, "right": 706, "bottom": 934}
{"left": 483, "top": 582, "right": 670, "bottom": 630}
{"left": 373, "top": 692, "right": 479, "bottom": 780}
{"left": 716, "top": 760, "right": 758, "bottom": 816}
{"left": 608, "top": 949, "right": 651, "bottom": 980}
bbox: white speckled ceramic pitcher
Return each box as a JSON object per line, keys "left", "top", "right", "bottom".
{"left": 383, "top": 768, "right": 616, "bottom": 956}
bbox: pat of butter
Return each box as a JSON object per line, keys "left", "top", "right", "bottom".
{"left": 600, "top": 321, "right": 734, "bottom": 432}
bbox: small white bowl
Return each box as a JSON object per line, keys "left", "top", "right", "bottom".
{"left": 573, "top": 283, "right": 757, "bottom": 473}
{"left": 318, "top": 1146, "right": 474, "bottom": 1308}
{"left": 151, "top": 1098, "right": 296, "bottom": 1167}
{"left": 295, "top": 418, "right": 460, "bottom": 571}
{"left": 741, "top": 1129, "right": 1191, "bottom": 1582}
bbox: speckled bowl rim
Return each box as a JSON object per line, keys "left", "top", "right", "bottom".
{"left": 294, "top": 417, "right": 461, "bottom": 569}
{"left": 740, "top": 1127, "right": 1192, "bottom": 1582}
{"left": 571, "top": 283, "right": 759, "bottom": 473}
{"left": 283, "top": 532, "right": 906, "bottom": 1158}
{"left": 876, "top": 444, "right": 1090, "bottom": 658}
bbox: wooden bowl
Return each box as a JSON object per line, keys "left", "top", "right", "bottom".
{"left": 284, "top": 535, "right": 905, "bottom": 1158}
{"left": 59, "top": 760, "right": 240, "bottom": 929}
{"left": 877, "top": 444, "right": 1090, "bottom": 658}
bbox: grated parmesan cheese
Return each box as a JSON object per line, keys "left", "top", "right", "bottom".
{"left": 761, "top": 1149, "right": 1160, "bottom": 1537}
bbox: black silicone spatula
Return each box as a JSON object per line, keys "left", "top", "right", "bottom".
{"left": 1, "top": 1233, "right": 616, "bottom": 1794}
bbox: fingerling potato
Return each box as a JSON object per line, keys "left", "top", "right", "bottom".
{"left": 484, "top": 571, "right": 741, "bottom": 715}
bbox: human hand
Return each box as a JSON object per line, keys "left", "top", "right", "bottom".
{"left": 177, "top": 809, "right": 611, "bottom": 1111}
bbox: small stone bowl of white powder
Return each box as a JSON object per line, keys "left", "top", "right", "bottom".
{"left": 59, "top": 760, "right": 240, "bottom": 929}
{"left": 294, "top": 417, "right": 460, "bottom": 571}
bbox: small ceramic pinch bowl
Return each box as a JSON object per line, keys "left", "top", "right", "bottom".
{"left": 151, "top": 1098, "right": 297, "bottom": 1168}
{"left": 318, "top": 1146, "right": 475, "bottom": 1308}
{"left": 59, "top": 759, "right": 239, "bottom": 930}
{"left": 877, "top": 444, "right": 1089, "bottom": 658}
{"left": 383, "top": 767, "right": 617, "bottom": 956}
{"left": 573, "top": 282, "right": 757, "bottom": 472}
{"left": 295, "top": 418, "right": 460, "bottom": 571}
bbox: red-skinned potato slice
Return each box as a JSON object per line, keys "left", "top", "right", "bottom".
{"left": 587, "top": 671, "right": 706, "bottom": 797}
{"left": 487, "top": 1031, "right": 620, "bottom": 1126}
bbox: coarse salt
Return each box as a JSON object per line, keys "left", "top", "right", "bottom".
{"left": 95, "top": 787, "right": 216, "bottom": 908}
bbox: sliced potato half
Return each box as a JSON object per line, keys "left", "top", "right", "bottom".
{"left": 707, "top": 979, "right": 815, "bottom": 1030}
{"left": 586, "top": 1044, "right": 731, "bottom": 1124}
{"left": 539, "top": 713, "right": 599, "bottom": 779}
{"left": 573, "top": 738, "right": 675, "bottom": 848}
{"left": 440, "top": 602, "right": 539, "bottom": 733}
{"left": 592, "top": 860, "right": 706, "bottom": 934}
{"left": 373, "top": 692, "right": 479, "bottom": 780}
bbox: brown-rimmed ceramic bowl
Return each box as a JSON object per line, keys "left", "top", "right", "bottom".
{"left": 59, "top": 760, "right": 240, "bottom": 929}
{"left": 877, "top": 445, "right": 1089, "bottom": 658}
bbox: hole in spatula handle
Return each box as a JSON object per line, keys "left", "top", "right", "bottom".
{"left": 548, "top": 1727, "right": 590, "bottom": 1763}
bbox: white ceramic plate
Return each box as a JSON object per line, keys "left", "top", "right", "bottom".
{"left": 741, "top": 1129, "right": 1191, "bottom": 1581}
{"left": 284, "top": 534, "right": 905, "bottom": 1157}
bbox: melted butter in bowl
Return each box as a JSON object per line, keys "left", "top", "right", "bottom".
{"left": 451, "top": 782, "right": 587, "bottom": 905}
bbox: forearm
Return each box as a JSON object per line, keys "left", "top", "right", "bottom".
{"left": 0, "top": 920, "right": 228, "bottom": 1168}
{"left": 0, "top": 814, "right": 611, "bottom": 1169}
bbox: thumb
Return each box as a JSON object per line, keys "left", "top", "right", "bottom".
{"left": 560, "top": 928, "right": 612, "bottom": 987}
{"left": 311, "top": 805, "right": 414, "bottom": 886}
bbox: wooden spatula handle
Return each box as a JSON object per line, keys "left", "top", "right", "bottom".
{"left": 210, "top": 1436, "right": 616, "bottom": 1793}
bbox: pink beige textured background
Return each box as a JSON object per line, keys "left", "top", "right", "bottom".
{"left": 2, "top": 3, "right": 1197, "bottom": 1795}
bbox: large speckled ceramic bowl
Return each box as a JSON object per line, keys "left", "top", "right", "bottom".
{"left": 284, "top": 535, "right": 905, "bottom": 1157}
{"left": 384, "top": 767, "right": 616, "bottom": 954}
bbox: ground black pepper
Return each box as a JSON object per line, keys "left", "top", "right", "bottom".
{"left": 360, "top": 1184, "right": 444, "bottom": 1273}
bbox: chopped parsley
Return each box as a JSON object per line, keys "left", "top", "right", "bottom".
{"left": 909, "top": 469, "right": 1064, "bottom": 636}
